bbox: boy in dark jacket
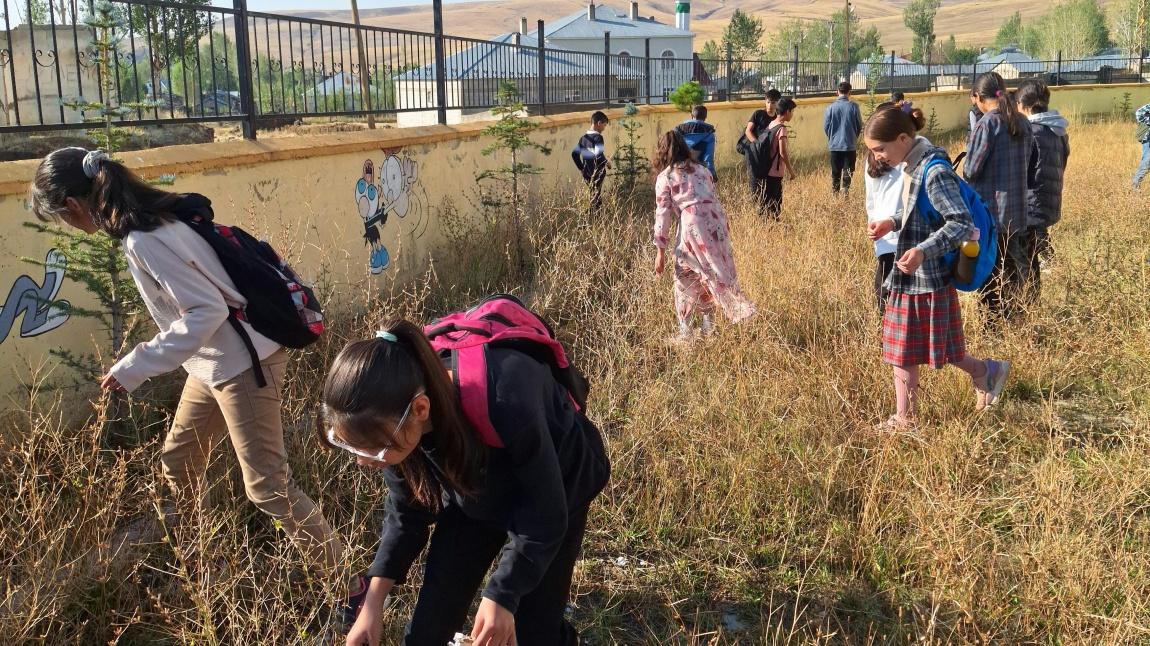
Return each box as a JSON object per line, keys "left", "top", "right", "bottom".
{"left": 822, "top": 81, "right": 864, "bottom": 194}
{"left": 572, "top": 111, "right": 610, "bottom": 211}
{"left": 675, "top": 104, "right": 717, "bottom": 179}
{"left": 1017, "top": 79, "right": 1069, "bottom": 285}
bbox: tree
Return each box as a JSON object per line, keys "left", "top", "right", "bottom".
{"left": 611, "top": 102, "right": 650, "bottom": 198}
{"left": 903, "top": 0, "right": 942, "bottom": 63}
{"left": 995, "top": 11, "right": 1025, "bottom": 49}
{"left": 668, "top": 80, "right": 704, "bottom": 112}
{"left": 722, "top": 9, "right": 765, "bottom": 61}
{"left": 1109, "top": 0, "right": 1150, "bottom": 55}
{"left": 127, "top": 0, "right": 212, "bottom": 65}
{"left": 763, "top": 13, "right": 882, "bottom": 67}
{"left": 1030, "top": 0, "right": 1110, "bottom": 58}
{"left": 939, "top": 35, "right": 980, "bottom": 64}
{"left": 476, "top": 81, "right": 551, "bottom": 273}
{"left": 699, "top": 39, "right": 722, "bottom": 76}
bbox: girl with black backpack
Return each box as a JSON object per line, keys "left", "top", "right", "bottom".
{"left": 28, "top": 147, "right": 351, "bottom": 612}
{"left": 321, "top": 319, "right": 609, "bottom": 646}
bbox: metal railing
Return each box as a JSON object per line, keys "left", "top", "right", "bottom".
{"left": 2, "top": 0, "right": 1148, "bottom": 138}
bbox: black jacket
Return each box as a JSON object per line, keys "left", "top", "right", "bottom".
{"left": 367, "top": 348, "right": 610, "bottom": 614}
{"left": 1025, "top": 111, "right": 1070, "bottom": 229}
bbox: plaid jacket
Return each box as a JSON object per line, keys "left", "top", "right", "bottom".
{"left": 888, "top": 140, "right": 974, "bottom": 295}
{"left": 964, "top": 108, "right": 1033, "bottom": 235}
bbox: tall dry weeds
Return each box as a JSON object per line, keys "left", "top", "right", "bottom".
{"left": 3, "top": 121, "right": 1150, "bottom": 644}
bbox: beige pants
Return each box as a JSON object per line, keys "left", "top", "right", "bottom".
{"left": 163, "top": 349, "right": 343, "bottom": 574}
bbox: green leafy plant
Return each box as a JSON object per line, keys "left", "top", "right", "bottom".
{"left": 927, "top": 106, "right": 940, "bottom": 133}
{"left": 668, "top": 80, "right": 705, "bottom": 113}
{"left": 611, "top": 103, "right": 650, "bottom": 197}
{"left": 863, "top": 52, "right": 886, "bottom": 118}
{"left": 476, "top": 81, "right": 552, "bottom": 273}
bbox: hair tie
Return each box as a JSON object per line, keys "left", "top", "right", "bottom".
{"left": 82, "top": 149, "right": 110, "bottom": 179}
{"left": 375, "top": 330, "right": 397, "bottom": 342}
{"left": 995, "top": 90, "right": 1003, "bottom": 98}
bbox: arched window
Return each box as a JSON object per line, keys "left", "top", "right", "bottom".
{"left": 618, "top": 51, "right": 632, "bottom": 68}
{"left": 661, "top": 49, "right": 676, "bottom": 70}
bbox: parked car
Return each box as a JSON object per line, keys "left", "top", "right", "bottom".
{"left": 197, "top": 90, "right": 242, "bottom": 116}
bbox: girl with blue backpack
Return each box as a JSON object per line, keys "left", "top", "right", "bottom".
{"left": 864, "top": 109, "right": 1012, "bottom": 429}
{"left": 321, "top": 304, "right": 609, "bottom": 646}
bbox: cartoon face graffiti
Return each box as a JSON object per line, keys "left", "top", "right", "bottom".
{"left": 355, "top": 152, "right": 427, "bottom": 275}
{"left": 356, "top": 159, "right": 390, "bottom": 275}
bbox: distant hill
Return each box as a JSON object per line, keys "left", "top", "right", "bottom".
{"left": 274, "top": 0, "right": 1121, "bottom": 56}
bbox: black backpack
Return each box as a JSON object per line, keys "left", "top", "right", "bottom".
{"left": 173, "top": 194, "right": 325, "bottom": 387}
{"left": 745, "top": 124, "right": 783, "bottom": 179}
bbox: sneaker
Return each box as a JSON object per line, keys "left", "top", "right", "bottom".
{"left": 700, "top": 315, "right": 715, "bottom": 337}
{"left": 976, "top": 359, "right": 1011, "bottom": 410}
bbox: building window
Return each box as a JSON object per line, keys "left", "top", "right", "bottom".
{"left": 618, "top": 51, "right": 632, "bottom": 68}
{"left": 661, "top": 49, "right": 675, "bottom": 70}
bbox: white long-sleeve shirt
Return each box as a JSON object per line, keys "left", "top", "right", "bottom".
{"left": 863, "top": 135, "right": 933, "bottom": 257}
{"left": 109, "top": 220, "right": 279, "bottom": 393}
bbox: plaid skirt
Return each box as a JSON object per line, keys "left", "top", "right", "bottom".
{"left": 882, "top": 286, "right": 967, "bottom": 368}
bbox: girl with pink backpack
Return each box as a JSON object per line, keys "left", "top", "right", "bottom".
{"left": 320, "top": 296, "right": 609, "bottom": 646}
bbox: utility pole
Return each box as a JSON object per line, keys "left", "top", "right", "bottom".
{"left": 843, "top": 0, "right": 851, "bottom": 81}
{"left": 350, "top": 0, "right": 375, "bottom": 128}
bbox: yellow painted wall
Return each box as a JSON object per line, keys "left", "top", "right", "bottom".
{"left": 0, "top": 83, "right": 1144, "bottom": 397}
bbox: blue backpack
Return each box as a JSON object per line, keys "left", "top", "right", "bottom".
{"left": 917, "top": 157, "right": 997, "bottom": 292}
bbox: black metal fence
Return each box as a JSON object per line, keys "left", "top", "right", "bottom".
{"left": 2, "top": 0, "right": 1148, "bottom": 138}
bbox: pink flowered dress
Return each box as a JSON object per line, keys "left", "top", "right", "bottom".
{"left": 654, "top": 162, "right": 756, "bottom": 324}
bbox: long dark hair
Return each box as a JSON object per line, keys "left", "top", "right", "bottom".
{"left": 652, "top": 130, "right": 694, "bottom": 174}
{"left": 866, "top": 103, "right": 927, "bottom": 177}
{"left": 320, "top": 320, "right": 480, "bottom": 507}
{"left": 1016, "top": 78, "right": 1050, "bottom": 113}
{"left": 972, "top": 72, "right": 1025, "bottom": 138}
{"left": 30, "top": 147, "right": 180, "bottom": 239}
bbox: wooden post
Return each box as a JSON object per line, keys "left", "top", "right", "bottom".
{"left": 350, "top": 0, "right": 375, "bottom": 128}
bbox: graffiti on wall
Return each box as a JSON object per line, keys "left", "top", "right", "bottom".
{"left": 0, "top": 249, "right": 71, "bottom": 344}
{"left": 354, "top": 150, "right": 430, "bottom": 275}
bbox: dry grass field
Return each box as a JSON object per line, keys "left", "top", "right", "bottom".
{"left": 3, "top": 117, "right": 1150, "bottom": 644}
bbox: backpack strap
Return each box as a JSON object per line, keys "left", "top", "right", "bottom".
{"left": 452, "top": 346, "right": 505, "bottom": 448}
{"left": 916, "top": 156, "right": 952, "bottom": 228}
{"left": 227, "top": 310, "right": 267, "bottom": 388}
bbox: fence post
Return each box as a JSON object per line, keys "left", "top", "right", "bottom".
{"left": 432, "top": 0, "right": 448, "bottom": 125}
{"left": 1056, "top": 50, "right": 1062, "bottom": 87}
{"left": 889, "top": 49, "right": 895, "bottom": 96}
{"left": 1140, "top": 48, "right": 1146, "bottom": 83}
{"left": 537, "top": 20, "right": 547, "bottom": 113}
{"left": 604, "top": 31, "right": 611, "bottom": 108}
{"left": 645, "top": 37, "right": 652, "bottom": 104}
{"left": 725, "top": 40, "right": 733, "bottom": 100}
{"left": 792, "top": 44, "right": 799, "bottom": 96}
{"left": 970, "top": 62, "right": 977, "bottom": 89}
{"left": 232, "top": 0, "right": 257, "bottom": 140}
{"left": 351, "top": 0, "right": 375, "bottom": 128}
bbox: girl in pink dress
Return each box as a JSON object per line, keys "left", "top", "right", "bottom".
{"left": 653, "top": 130, "right": 756, "bottom": 341}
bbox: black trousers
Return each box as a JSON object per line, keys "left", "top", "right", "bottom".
{"left": 979, "top": 229, "right": 1040, "bottom": 320}
{"left": 749, "top": 174, "right": 783, "bottom": 220}
{"left": 585, "top": 173, "right": 605, "bottom": 212}
{"left": 875, "top": 253, "right": 894, "bottom": 313}
{"left": 829, "top": 150, "right": 858, "bottom": 193}
{"left": 401, "top": 504, "right": 588, "bottom": 646}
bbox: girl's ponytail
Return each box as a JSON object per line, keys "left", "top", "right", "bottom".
{"left": 321, "top": 320, "right": 480, "bottom": 508}
{"left": 973, "top": 72, "right": 1024, "bottom": 139}
{"left": 29, "top": 146, "right": 179, "bottom": 238}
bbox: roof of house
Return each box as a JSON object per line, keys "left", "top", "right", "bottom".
{"left": 396, "top": 6, "right": 693, "bottom": 82}
{"left": 396, "top": 33, "right": 649, "bottom": 81}
{"left": 1058, "top": 50, "right": 1139, "bottom": 73}
{"left": 975, "top": 49, "right": 1047, "bottom": 73}
{"left": 531, "top": 4, "right": 692, "bottom": 40}
{"left": 853, "top": 56, "right": 930, "bottom": 77}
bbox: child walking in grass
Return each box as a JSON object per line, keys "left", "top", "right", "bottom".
{"left": 28, "top": 148, "right": 356, "bottom": 619}
{"left": 864, "top": 110, "right": 1011, "bottom": 428}
{"left": 864, "top": 103, "right": 931, "bottom": 312}
{"left": 964, "top": 72, "right": 1035, "bottom": 318}
{"left": 653, "top": 130, "right": 756, "bottom": 342}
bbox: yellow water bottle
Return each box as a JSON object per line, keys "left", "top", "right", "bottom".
{"left": 955, "top": 228, "right": 980, "bottom": 283}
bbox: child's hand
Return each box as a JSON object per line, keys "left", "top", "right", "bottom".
{"left": 654, "top": 248, "right": 666, "bottom": 275}
{"left": 868, "top": 219, "right": 894, "bottom": 241}
{"left": 788, "top": 170, "right": 797, "bottom": 181}
{"left": 471, "top": 598, "right": 516, "bottom": 646}
{"left": 896, "top": 248, "right": 925, "bottom": 275}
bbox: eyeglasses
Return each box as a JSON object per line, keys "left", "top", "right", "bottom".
{"left": 323, "top": 390, "right": 425, "bottom": 462}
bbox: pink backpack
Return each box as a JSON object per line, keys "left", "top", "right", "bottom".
{"left": 424, "top": 294, "right": 590, "bottom": 448}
